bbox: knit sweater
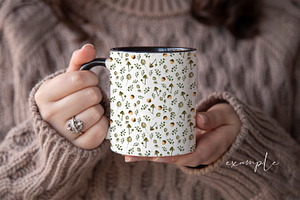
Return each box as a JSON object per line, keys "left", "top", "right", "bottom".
{"left": 0, "top": 0, "right": 300, "bottom": 199}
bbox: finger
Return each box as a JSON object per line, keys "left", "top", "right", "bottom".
{"left": 36, "top": 71, "right": 99, "bottom": 102}
{"left": 68, "top": 44, "right": 96, "bottom": 72}
{"left": 172, "top": 124, "right": 238, "bottom": 166}
{"left": 193, "top": 124, "right": 238, "bottom": 165}
{"left": 53, "top": 104, "right": 105, "bottom": 143}
{"left": 196, "top": 103, "right": 234, "bottom": 130}
{"left": 56, "top": 86, "right": 103, "bottom": 120}
{"left": 73, "top": 116, "right": 109, "bottom": 149}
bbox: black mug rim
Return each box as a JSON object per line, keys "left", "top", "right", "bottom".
{"left": 110, "top": 46, "right": 196, "bottom": 53}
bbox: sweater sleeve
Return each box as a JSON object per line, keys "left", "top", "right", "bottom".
{"left": 0, "top": 71, "right": 110, "bottom": 199}
{"left": 179, "top": 92, "right": 300, "bottom": 199}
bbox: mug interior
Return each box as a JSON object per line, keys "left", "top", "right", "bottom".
{"left": 111, "top": 46, "right": 196, "bottom": 53}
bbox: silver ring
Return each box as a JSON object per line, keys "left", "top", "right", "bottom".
{"left": 67, "top": 116, "right": 83, "bottom": 134}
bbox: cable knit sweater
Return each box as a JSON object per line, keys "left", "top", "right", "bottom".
{"left": 0, "top": 0, "right": 300, "bottom": 199}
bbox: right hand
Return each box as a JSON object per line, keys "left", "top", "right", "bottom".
{"left": 35, "top": 44, "right": 109, "bottom": 149}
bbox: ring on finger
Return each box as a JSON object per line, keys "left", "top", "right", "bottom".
{"left": 67, "top": 116, "right": 84, "bottom": 134}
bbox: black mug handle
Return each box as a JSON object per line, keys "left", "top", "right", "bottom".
{"left": 79, "top": 58, "right": 111, "bottom": 139}
{"left": 79, "top": 58, "right": 107, "bottom": 71}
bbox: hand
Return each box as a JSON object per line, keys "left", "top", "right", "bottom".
{"left": 124, "top": 103, "right": 241, "bottom": 167}
{"left": 35, "top": 44, "right": 109, "bottom": 149}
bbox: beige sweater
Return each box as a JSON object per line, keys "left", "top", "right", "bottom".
{"left": 0, "top": 0, "right": 300, "bottom": 199}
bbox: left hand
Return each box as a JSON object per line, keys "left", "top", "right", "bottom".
{"left": 124, "top": 103, "right": 241, "bottom": 167}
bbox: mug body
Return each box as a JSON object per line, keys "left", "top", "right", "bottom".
{"left": 108, "top": 47, "right": 197, "bottom": 157}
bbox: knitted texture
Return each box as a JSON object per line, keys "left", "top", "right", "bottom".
{"left": 0, "top": 0, "right": 300, "bottom": 199}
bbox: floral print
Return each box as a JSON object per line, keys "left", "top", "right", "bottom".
{"left": 108, "top": 50, "right": 197, "bottom": 157}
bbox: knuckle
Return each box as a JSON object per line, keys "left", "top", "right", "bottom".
{"left": 90, "top": 72, "right": 99, "bottom": 85}
{"left": 91, "top": 105, "right": 104, "bottom": 121}
{"left": 80, "top": 121, "right": 107, "bottom": 149}
{"left": 70, "top": 73, "right": 85, "bottom": 88}
{"left": 70, "top": 71, "right": 99, "bottom": 89}
{"left": 71, "top": 50, "right": 78, "bottom": 57}
{"left": 209, "top": 114, "right": 217, "bottom": 127}
{"left": 34, "top": 81, "right": 50, "bottom": 103}
{"left": 70, "top": 50, "right": 80, "bottom": 63}
{"left": 203, "top": 113, "right": 214, "bottom": 128}
{"left": 207, "top": 111, "right": 222, "bottom": 128}
{"left": 86, "top": 87, "right": 102, "bottom": 104}
{"left": 99, "top": 116, "right": 109, "bottom": 130}
{"left": 41, "top": 107, "right": 55, "bottom": 122}
{"left": 34, "top": 89, "right": 43, "bottom": 103}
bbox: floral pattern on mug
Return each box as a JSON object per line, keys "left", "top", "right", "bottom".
{"left": 108, "top": 50, "right": 197, "bottom": 157}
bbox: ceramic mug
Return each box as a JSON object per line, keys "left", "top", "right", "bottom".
{"left": 80, "top": 47, "right": 197, "bottom": 157}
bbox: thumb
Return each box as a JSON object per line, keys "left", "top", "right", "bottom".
{"left": 67, "top": 44, "right": 96, "bottom": 72}
{"left": 196, "top": 103, "right": 232, "bottom": 130}
{"left": 196, "top": 111, "right": 222, "bottom": 131}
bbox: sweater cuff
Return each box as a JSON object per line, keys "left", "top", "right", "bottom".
{"left": 29, "top": 69, "right": 110, "bottom": 187}
{"left": 179, "top": 92, "right": 300, "bottom": 199}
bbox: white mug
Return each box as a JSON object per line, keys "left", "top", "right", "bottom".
{"left": 80, "top": 47, "right": 197, "bottom": 157}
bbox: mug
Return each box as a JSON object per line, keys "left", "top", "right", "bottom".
{"left": 80, "top": 47, "right": 197, "bottom": 157}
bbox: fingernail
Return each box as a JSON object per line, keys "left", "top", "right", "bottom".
{"left": 81, "top": 44, "right": 94, "bottom": 49}
{"left": 153, "top": 157, "right": 168, "bottom": 163}
{"left": 198, "top": 113, "right": 208, "bottom": 124}
{"left": 125, "top": 157, "right": 140, "bottom": 162}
